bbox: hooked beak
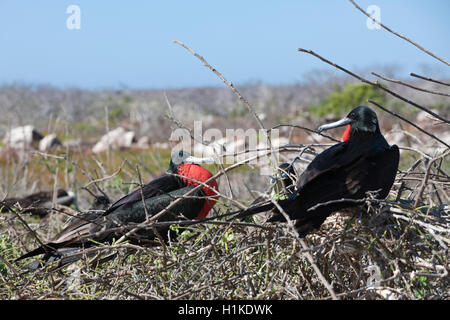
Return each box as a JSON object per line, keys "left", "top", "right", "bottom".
{"left": 317, "top": 117, "right": 352, "bottom": 133}
{"left": 184, "top": 156, "right": 216, "bottom": 164}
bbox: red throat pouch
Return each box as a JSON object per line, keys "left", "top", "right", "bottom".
{"left": 177, "top": 164, "right": 219, "bottom": 219}
{"left": 342, "top": 125, "right": 351, "bottom": 142}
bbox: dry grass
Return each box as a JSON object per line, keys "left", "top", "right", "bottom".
{"left": 0, "top": 18, "right": 449, "bottom": 299}
{"left": 0, "top": 137, "right": 448, "bottom": 300}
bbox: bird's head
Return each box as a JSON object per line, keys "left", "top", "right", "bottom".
{"left": 168, "top": 150, "right": 215, "bottom": 173}
{"left": 317, "top": 106, "right": 380, "bottom": 141}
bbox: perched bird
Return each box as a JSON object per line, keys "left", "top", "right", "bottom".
{"left": 234, "top": 106, "right": 399, "bottom": 237}
{"left": 1, "top": 189, "right": 76, "bottom": 215}
{"left": 16, "top": 150, "right": 219, "bottom": 268}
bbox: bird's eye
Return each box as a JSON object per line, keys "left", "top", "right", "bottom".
{"left": 178, "top": 150, "right": 184, "bottom": 157}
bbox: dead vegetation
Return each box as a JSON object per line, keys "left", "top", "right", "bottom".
{"left": 0, "top": 155, "right": 448, "bottom": 300}
{"left": 1, "top": 78, "right": 448, "bottom": 301}
{"left": 0, "top": 1, "right": 449, "bottom": 300}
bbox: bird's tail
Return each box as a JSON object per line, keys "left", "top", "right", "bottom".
{"left": 20, "top": 247, "right": 79, "bottom": 270}
{"left": 194, "top": 196, "right": 293, "bottom": 226}
{"left": 230, "top": 201, "right": 277, "bottom": 220}
{"left": 16, "top": 245, "right": 96, "bottom": 270}
{"left": 15, "top": 242, "right": 60, "bottom": 262}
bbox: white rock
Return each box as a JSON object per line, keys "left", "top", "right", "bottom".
{"left": 152, "top": 142, "right": 170, "bottom": 150}
{"left": 193, "top": 141, "right": 224, "bottom": 158}
{"left": 224, "top": 138, "right": 246, "bottom": 155}
{"left": 270, "top": 137, "right": 290, "bottom": 148}
{"left": 63, "top": 139, "right": 82, "bottom": 149}
{"left": 305, "top": 133, "right": 328, "bottom": 144}
{"left": 416, "top": 109, "right": 440, "bottom": 123}
{"left": 135, "top": 136, "right": 150, "bottom": 149}
{"left": 375, "top": 289, "right": 398, "bottom": 300}
{"left": 195, "top": 135, "right": 259, "bottom": 160}
{"left": 92, "top": 127, "right": 136, "bottom": 154}
{"left": 3, "top": 125, "right": 43, "bottom": 150}
{"left": 384, "top": 125, "right": 406, "bottom": 146}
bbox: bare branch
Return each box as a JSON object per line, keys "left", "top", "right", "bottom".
{"left": 349, "top": 0, "right": 450, "bottom": 66}
{"left": 368, "top": 100, "right": 449, "bottom": 148}
{"left": 410, "top": 73, "right": 450, "bottom": 87}
{"left": 297, "top": 48, "right": 450, "bottom": 125}
{"left": 371, "top": 72, "right": 450, "bottom": 97}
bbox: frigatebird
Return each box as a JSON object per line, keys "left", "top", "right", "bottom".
{"left": 1, "top": 189, "right": 76, "bottom": 215}
{"left": 16, "top": 150, "right": 219, "bottom": 268}
{"left": 234, "top": 106, "right": 399, "bottom": 237}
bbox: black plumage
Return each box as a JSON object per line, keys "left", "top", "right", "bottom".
{"left": 16, "top": 151, "right": 218, "bottom": 268}
{"left": 105, "top": 174, "right": 184, "bottom": 213}
{"left": 17, "top": 186, "right": 206, "bottom": 262}
{"left": 1, "top": 189, "right": 76, "bottom": 215}
{"left": 237, "top": 106, "right": 399, "bottom": 237}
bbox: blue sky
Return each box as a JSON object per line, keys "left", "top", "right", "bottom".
{"left": 0, "top": 0, "right": 449, "bottom": 89}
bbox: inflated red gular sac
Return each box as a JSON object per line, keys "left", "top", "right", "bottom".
{"left": 168, "top": 150, "right": 219, "bottom": 219}
{"left": 176, "top": 163, "right": 219, "bottom": 219}
{"left": 16, "top": 150, "right": 219, "bottom": 270}
{"left": 342, "top": 124, "right": 351, "bottom": 142}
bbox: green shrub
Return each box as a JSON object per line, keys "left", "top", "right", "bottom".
{"left": 0, "top": 235, "right": 15, "bottom": 276}
{"left": 432, "top": 101, "right": 450, "bottom": 112}
{"left": 308, "top": 83, "right": 387, "bottom": 117}
{"left": 109, "top": 106, "right": 126, "bottom": 122}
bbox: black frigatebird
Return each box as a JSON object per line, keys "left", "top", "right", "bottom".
{"left": 16, "top": 150, "right": 219, "bottom": 268}
{"left": 1, "top": 189, "right": 76, "bottom": 215}
{"left": 234, "top": 106, "right": 399, "bottom": 237}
